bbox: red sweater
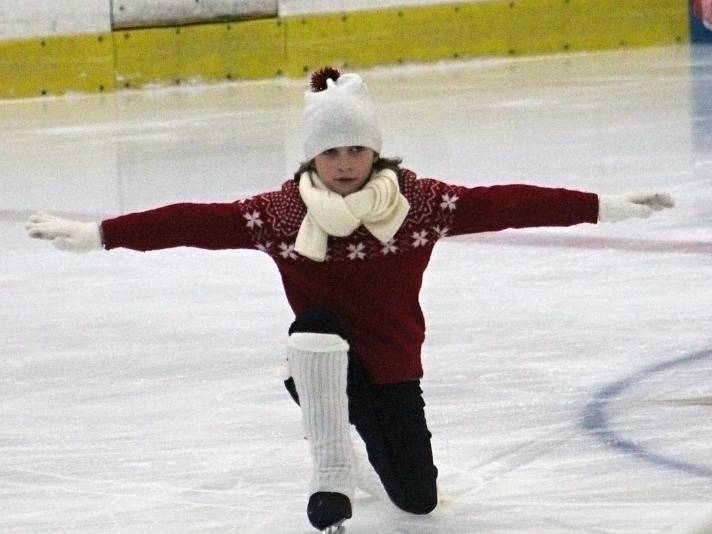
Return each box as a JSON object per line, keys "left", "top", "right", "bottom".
{"left": 101, "top": 169, "right": 599, "bottom": 384}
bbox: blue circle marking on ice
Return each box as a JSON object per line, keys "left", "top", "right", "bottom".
{"left": 582, "top": 349, "right": 712, "bottom": 478}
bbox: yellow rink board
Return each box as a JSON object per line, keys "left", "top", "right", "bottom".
{"left": 113, "top": 18, "right": 286, "bottom": 89}
{"left": 0, "top": 33, "right": 115, "bottom": 99}
{"left": 284, "top": 0, "right": 689, "bottom": 75}
{"left": 0, "top": 0, "right": 690, "bottom": 99}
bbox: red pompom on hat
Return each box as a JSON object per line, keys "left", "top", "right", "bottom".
{"left": 310, "top": 66, "right": 342, "bottom": 92}
{"left": 302, "top": 67, "right": 382, "bottom": 160}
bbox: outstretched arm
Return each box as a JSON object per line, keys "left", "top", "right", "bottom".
{"left": 26, "top": 201, "right": 256, "bottom": 253}
{"left": 430, "top": 181, "right": 675, "bottom": 237}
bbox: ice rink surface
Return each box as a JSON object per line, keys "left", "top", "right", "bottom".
{"left": 2, "top": 45, "right": 712, "bottom": 533}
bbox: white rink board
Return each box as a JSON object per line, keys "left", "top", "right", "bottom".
{"left": 0, "top": 0, "right": 110, "bottom": 40}
{"left": 278, "top": 0, "right": 485, "bottom": 16}
{"left": 112, "top": 0, "right": 277, "bottom": 29}
{"left": 0, "top": 0, "right": 490, "bottom": 40}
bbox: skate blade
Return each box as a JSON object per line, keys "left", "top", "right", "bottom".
{"left": 322, "top": 521, "right": 346, "bottom": 533}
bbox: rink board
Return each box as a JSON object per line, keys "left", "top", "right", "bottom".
{"left": 0, "top": 33, "right": 115, "bottom": 98}
{"left": 113, "top": 18, "right": 286, "bottom": 89}
{"left": 0, "top": 0, "right": 691, "bottom": 98}
{"left": 282, "top": 0, "right": 688, "bottom": 76}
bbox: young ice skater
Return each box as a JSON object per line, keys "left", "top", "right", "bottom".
{"left": 26, "top": 67, "right": 675, "bottom": 532}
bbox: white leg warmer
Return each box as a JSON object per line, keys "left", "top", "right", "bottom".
{"left": 288, "top": 332, "right": 356, "bottom": 500}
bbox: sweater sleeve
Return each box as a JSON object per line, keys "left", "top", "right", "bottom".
{"left": 426, "top": 180, "right": 600, "bottom": 237}
{"left": 101, "top": 198, "right": 261, "bottom": 252}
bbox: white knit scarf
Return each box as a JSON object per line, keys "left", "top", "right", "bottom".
{"left": 295, "top": 169, "right": 410, "bottom": 262}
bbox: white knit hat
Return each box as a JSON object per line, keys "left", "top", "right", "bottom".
{"left": 302, "top": 71, "right": 382, "bottom": 161}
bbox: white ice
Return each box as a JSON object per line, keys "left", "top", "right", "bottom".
{"left": 2, "top": 45, "right": 712, "bottom": 533}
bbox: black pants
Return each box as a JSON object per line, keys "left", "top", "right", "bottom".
{"left": 285, "top": 309, "right": 438, "bottom": 515}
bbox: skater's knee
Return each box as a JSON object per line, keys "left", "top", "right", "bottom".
{"left": 386, "top": 478, "right": 438, "bottom": 515}
{"left": 289, "top": 308, "right": 348, "bottom": 339}
{"left": 392, "top": 489, "right": 438, "bottom": 515}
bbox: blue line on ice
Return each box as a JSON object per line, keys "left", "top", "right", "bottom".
{"left": 582, "top": 349, "right": 712, "bottom": 478}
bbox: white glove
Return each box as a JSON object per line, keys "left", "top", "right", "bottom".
{"left": 25, "top": 213, "right": 102, "bottom": 253}
{"left": 598, "top": 192, "right": 675, "bottom": 223}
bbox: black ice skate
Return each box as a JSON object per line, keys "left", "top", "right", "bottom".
{"left": 307, "top": 491, "right": 352, "bottom": 532}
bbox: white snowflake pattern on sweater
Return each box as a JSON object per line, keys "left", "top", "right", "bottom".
{"left": 432, "top": 225, "right": 449, "bottom": 238}
{"left": 381, "top": 239, "right": 398, "bottom": 255}
{"left": 278, "top": 242, "right": 298, "bottom": 259}
{"left": 243, "top": 210, "right": 263, "bottom": 228}
{"left": 440, "top": 193, "right": 459, "bottom": 211}
{"left": 256, "top": 241, "right": 272, "bottom": 253}
{"left": 347, "top": 243, "right": 366, "bottom": 260}
{"left": 411, "top": 229, "right": 429, "bottom": 248}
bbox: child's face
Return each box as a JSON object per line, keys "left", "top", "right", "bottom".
{"left": 314, "top": 146, "right": 376, "bottom": 196}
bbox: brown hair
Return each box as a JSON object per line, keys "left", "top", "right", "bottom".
{"left": 293, "top": 155, "right": 404, "bottom": 182}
